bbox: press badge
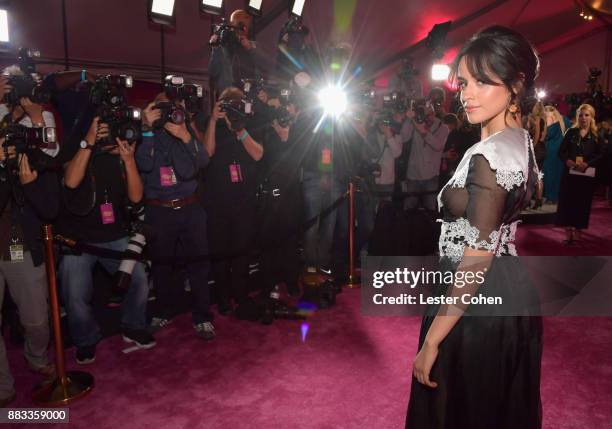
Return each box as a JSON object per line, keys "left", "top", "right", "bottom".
{"left": 160, "top": 166, "right": 178, "bottom": 187}
{"left": 322, "top": 148, "right": 332, "bottom": 165}
{"left": 100, "top": 203, "right": 116, "bottom": 225}
{"left": 229, "top": 163, "right": 243, "bottom": 183}
{"left": 9, "top": 244, "right": 24, "bottom": 262}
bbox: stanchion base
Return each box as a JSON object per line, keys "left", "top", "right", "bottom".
{"left": 345, "top": 275, "right": 361, "bottom": 289}
{"left": 32, "top": 371, "right": 94, "bottom": 406}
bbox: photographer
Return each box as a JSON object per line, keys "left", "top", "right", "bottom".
{"left": 256, "top": 97, "right": 303, "bottom": 323}
{"left": 57, "top": 117, "right": 154, "bottom": 364}
{"left": 137, "top": 93, "right": 214, "bottom": 340}
{"left": 202, "top": 87, "right": 263, "bottom": 320}
{"left": 0, "top": 78, "right": 58, "bottom": 406}
{"left": 0, "top": 67, "right": 59, "bottom": 159}
{"left": 208, "top": 9, "right": 260, "bottom": 95}
{"left": 388, "top": 58, "right": 423, "bottom": 100}
{"left": 400, "top": 100, "right": 449, "bottom": 211}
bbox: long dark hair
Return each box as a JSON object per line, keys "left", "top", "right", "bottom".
{"left": 450, "top": 26, "right": 540, "bottom": 106}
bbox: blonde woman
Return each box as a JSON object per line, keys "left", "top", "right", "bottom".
{"left": 556, "top": 104, "right": 603, "bottom": 244}
{"left": 542, "top": 105, "right": 570, "bottom": 203}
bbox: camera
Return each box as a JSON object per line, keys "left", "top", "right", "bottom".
{"left": 90, "top": 74, "right": 133, "bottom": 107}
{"left": 97, "top": 106, "right": 142, "bottom": 145}
{"left": 90, "top": 74, "right": 141, "bottom": 146}
{"left": 412, "top": 98, "right": 430, "bottom": 124}
{"left": 382, "top": 91, "right": 408, "bottom": 112}
{"left": 209, "top": 19, "right": 241, "bottom": 49}
{"left": 115, "top": 205, "right": 147, "bottom": 293}
{"left": 4, "top": 74, "right": 51, "bottom": 106}
{"left": 220, "top": 98, "right": 253, "bottom": 131}
{"left": 273, "top": 105, "right": 292, "bottom": 128}
{"left": 164, "top": 75, "right": 204, "bottom": 114}
{"left": 280, "top": 16, "right": 309, "bottom": 50}
{"left": 153, "top": 102, "right": 186, "bottom": 128}
{"left": 0, "top": 124, "right": 58, "bottom": 171}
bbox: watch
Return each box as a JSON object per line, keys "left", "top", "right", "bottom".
{"left": 79, "top": 140, "right": 93, "bottom": 150}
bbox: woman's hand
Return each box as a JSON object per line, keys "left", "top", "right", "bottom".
{"left": 0, "top": 77, "right": 12, "bottom": 102}
{"left": 211, "top": 100, "right": 226, "bottom": 122}
{"left": 566, "top": 159, "right": 576, "bottom": 169}
{"left": 18, "top": 154, "right": 38, "bottom": 185}
{"left": 412, "top": 340, "right": 439, "bottom": 388}
{"left": 20, "top": 98, "right": 44, "bottom": 124}
{"left": 142, "top": 102, "right": 161, "bottom": 128}
{"left": 114, "top": 138, "right": 136, "bottom": 162}
{"left": 0, "top": 138, "right": 16, "bottom": 162}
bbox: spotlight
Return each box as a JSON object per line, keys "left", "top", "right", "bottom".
{"left": 247, "top": 0, "right": 263, "bottom": 17}
{"left": 588, "top": 15, "right": 593, "bottom": 20}
{"left": 431, "top": 64, "right": 450, "bottom": 81}
{"left": 291, "top": 0, "right": 306, "bottom": 17}
{"left": 0, "top": 8, "right": 9, "bottom": 43}
{"left": 200, "top": 0, "right": 224, "bottom": 15}
{"left": 580, "top": 10, "right": 584, "bottom": 17}
{"left": 318, "top": 85, "right": 347, "bottom": 118}
{"left": 148, "top": 0, "right": 176, "bottom": 26}
{"left": 536, "top": 89, "right": 547, "bottom": 100}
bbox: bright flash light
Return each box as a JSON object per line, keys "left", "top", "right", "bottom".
{"left": 318, "top": 85, "right": 348, "bottom": 118}
{"left": 536, "top": 89, "right": 546, "bottom": 100}
{"left": 431, "top": 64, "right": 450, "bottom": 81}
{"left": 0, "top": 10, "right": 9, "bottom": 43}
{"left": 151, "top": 0, "right": 175, "bottom": 16}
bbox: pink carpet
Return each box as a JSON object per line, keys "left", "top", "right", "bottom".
{"left": 4, "top": 199, "right": 612, "bottom": 428}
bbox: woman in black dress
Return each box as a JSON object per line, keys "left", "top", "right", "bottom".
{"left": 556, "top": 104, "right": 603, "bottom": 244}
{"left": 406, "top": 26, "right": 543, "bottom": 429}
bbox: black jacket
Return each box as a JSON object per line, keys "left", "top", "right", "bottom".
{"left": 0, "top": 167, "right": 60, "bottom": 266}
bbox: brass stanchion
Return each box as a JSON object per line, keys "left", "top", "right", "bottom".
{"left": 346, "top": 178, "right": 360, "bottom": 288}
{"left": 32, "top": 225, "right": 94, "bottom": 406}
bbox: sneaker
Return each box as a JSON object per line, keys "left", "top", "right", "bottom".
{"left": 76, "top": 345, "right": 96, "bottom": 365}
{"left": 149, "top": 317, "right": 171, "bottom": 333}
{"left": 122, "top": 329, "right": 156, "bottom": 349}
{"left": 194, "top": 322, "right": 215, "bottom": 341}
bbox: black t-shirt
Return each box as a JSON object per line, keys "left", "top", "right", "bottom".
{"left": 298, "top": 111, "right": 362, "bottom": 179}
{"left": 55, "top": 151, "right": 129, "bottom": 243}
{"left": 201, "top": 117, "right": 264, "bottom": 209}
{"left": 259, "top": 125, "right": 301, "bottom": 188}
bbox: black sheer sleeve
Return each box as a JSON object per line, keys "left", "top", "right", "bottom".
{"left": 463, "top": 154, "right": 509, "bottom": 250}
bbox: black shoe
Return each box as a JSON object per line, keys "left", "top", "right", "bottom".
{"left": 76, "top": 345, "right": 96, "bottom": 365}
{"left": 194, "top": 322, "right": 216, "bottom": 341}
{"left": 122, "top": 329, "right": 156, "bottom": 349}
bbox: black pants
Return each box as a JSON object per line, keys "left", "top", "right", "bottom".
{"left": 207, "top": 202, "right": 256, "bottom": 306}
{"left": 146, "top": 203, "right": 212, "bottom": 324}
{"left": 257, "top": 185, "right": 301, "bottom": 298}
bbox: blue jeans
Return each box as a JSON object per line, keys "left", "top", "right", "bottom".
{"left": 302, "top": 171, "right": 346, "bottom": 269}
{"left": 60, "top": 237, "right": 149, "bottom": 348}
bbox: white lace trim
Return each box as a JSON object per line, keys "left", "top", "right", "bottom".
{"left": 438, "top": 128, "right": 540, "bottom": 209}
{"left": 438, "top": 217, "right": 520, "bottom": 263}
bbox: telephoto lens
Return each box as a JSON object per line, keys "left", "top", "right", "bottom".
{"left": 115, "top": 206, "right": 147, "bottom": 292}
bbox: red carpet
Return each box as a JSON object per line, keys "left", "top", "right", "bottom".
{"left": 5, "top": 199, "right": 612, "bottom": 428}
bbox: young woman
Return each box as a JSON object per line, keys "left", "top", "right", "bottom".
{"left": 555, "top": 104, "right": 603, "bottom": 244}
{"left": 528, "top": 102, "right": 547, "bottom": 208}
{"left": 406, "top": 26, "right": 543, "bottom": 428}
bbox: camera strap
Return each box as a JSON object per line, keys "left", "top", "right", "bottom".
{"left": 7, "top": 199, "right": 25, "bottom": 262}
